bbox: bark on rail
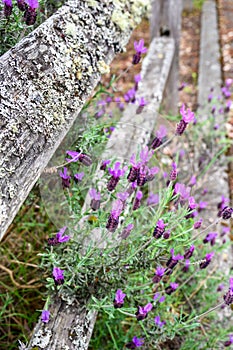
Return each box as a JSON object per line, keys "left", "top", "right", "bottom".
{"left": 0, "top": 0, "right": 149, "bottom": 241}
{"left": 24, "top": 37, "right": 175, "bottom": 350}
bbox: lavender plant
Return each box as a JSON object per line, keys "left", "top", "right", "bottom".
{"left": 19, "top": 37, "right": 233, "bottom": 349}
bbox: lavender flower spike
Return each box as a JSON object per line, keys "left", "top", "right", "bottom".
{"left": 152, "top": 266, "right": 166, "bottom": 283}
{"left": 126, "top": 336, "right": 144, "bottom": 349}
{"left": 176, "top": 104, "right": 195, "bottom": 135}
{"left": 113, "top": 289, "right": 126, "bottom": 308}
{"left": 135, "top": 303, "right": 153, "bottom": 321}
{"left": 59, "top": 167, "right": 71, "bottom": 189}
{"left": 53, "top": 267, "right": 65, "bottom": 285}
{"left": 133, "top": 39, "right": 147, "bottom": 65}
{"left": 41, "top": 310, "right": 50, "bottom": 323}
{"left": 2, "top": 0, "right": 13, "bottom": 17}
{"left": 224, "top": 334, "right": 233, "bottom": 347}
{"left": 154, "top": 315, "right": 166, "bottom": 328}
{"left": 153, "top": 219, "right": 167, "bottom": 239}
{"left": 56, "top": 226, "right": 70, "bottom": 243}
{"left": 89, "top": 188, "right": 101, "bottom": 210}
{"left": 199, "top": 252, "right": 214, "bottom": 269}
{"left": 223, "top": 277, "right": 233, "bottom": 306}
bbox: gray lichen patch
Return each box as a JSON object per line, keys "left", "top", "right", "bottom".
{"left": 31, "top": 329, "right": 52, "bottom": 348}
{"left": 0, "top": 0, "right": 149, "bottom": 239}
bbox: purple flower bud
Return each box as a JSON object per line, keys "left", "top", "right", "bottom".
{"left": 89, "top": 188, "right": 101, "bottom": 210}
{"left": 17, "top": 0, "right": 26, "bottom": 11}
{"left": 2, "top": 0, "right": 13, "bottom": 17}
{"left": 24, "top": 7, "right": 37, "bottom": 25}
{"left": 135, "top": 303, "right": 153, "bottom": 321}
{"left": 119, "top": 223, "right": 134, "bottom": 239}
{"left": 224, "top": 334, "right": 233, "bottom": 347}
{"left": 59, "top": 167, "right": 71, "bottom": 188}
{"left": 182, "top": 259, "right": 190, "bottom": 273}
{"left": 113, "top": 289, "right": 126, "bottom": 308}
{"left": 165, "top": 282, "right": 179, "bottom": 295}
{"left": 154, "top": 315, "right": 166, "bottom": 327}
{"left": 163, "top": 230, "right": 170, "bottom": 239}
{"left": 193, "top": 218, "right": 203, "bottom": 229}
{"left": 41, "top": 310, "right": 50, "bottom": 323}
{"left": 56, "top": 226, "right": 70, "bottom": 243}
{"left": 147, "top": 192, "right": 159, "bottom": 206}
{"left": 199, "top": 252, "right": 214, "bottom": 269}
{"left": 223, "top": 277, "right": 233, "bottom": 306}
{"left": 184, "top": 245, "right": 195, "bottom": 259}
{"left": 53, "top": 267, "right": 64, "bottom": 285}
{"left": 126, "top": 336, "right": 144, "bottom": 349}
{"left": 170, "top": 162, "right": 178, "bottom": 181}
{"left": 166, "top": 248, "right": 184, "bottom": 269}
{"left": 153, "top": 219, "right": 167, "bottom": 239}
{"left": 219, "top": 206, "right": 233, "bottom": 220}
{"left": 152, "top": 266, "right": 166, "bottom": 283}
{"left": 217, "top": 283, "right": 224, "bottom": 292}
{"left": 203, "top": 232, "right": 218, "bottom": 245}
{"left": 100, "top": 159, "right": 111, "bottom": 171}
{"left": 74, "top": 172, "right": 84, "bottom": 182}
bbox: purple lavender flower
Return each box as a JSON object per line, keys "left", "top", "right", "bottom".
{"left": 153, "top": 293, "right": 166, "bottom": 303}
{"left": 208, "top": 93, "right": 213, "bottom": 103}
{"left": 176, "top": 104, "right": 195, "bottom": 135}
{"left": 218, "top": 195, "right": 229, "bottom": 210}
{"left": 113, "top": 289, "right": 126, "bottom": 308}
{"left": 135, "top": 303, "right": 153, "bottom": 321}
{"left": 150, "top": 125, "right": 167, "bottom": 149}
{"left": 184, "top": 245, "right": 195, "bottom": 259}
{"left": 223, "top": 277, "right": 233, "bottom": 306}
{"left": 133, "top": 39, "right": 147, "bottom": 65}
{"left": 136, "top": 97, "right": 147, "bottom": 114}
{"left": 117, "top": 191, "right": 129, "bottom": 202}
{"left": 225, "top": 100, "right": 232, "bottom": 113}
{"left": 198, "top": 201, "right": 207, "bottom": 211}
{"left": 174, "top": 183, "right": 190, "bottom": 201}
{"left": 59, "top": 167, "right": 71, "bottom": 189}
{"left": 221, "top": 86, "right": 231, "bottom": 99}
{"left": 154, "top": 315, "right": 166, "bottom": 328}
{"left": 166, "top": 248, "right": 184, "bottom": 269}
{"left": 217, "top": 283, "right": 224, "bottom": 292}
{"left": 119, "top": 223, "right": 134, "bottom": 239}
{"left": 139, "top": 146, "right": 154, "bottom": 166}
{"left": 203, "top": 232, "right": 218, "bottom": 246}
{"left": 170, "top": 162, "right": 178, "bottom": 181}
{"left": 224, "top": 334, "right": 233, "bottom": 347}
{"left": 100, "top": 159, "right": 111, "bottom": 171}
{"left": 189, "top": 175, "right": 196, "bottom": 186}
{"left": 66, "top": 150, "right": 92, "bottom": 166}
{"left": 165, "top": 282, "right": 179, "bottom": 295}
{"left": 199, "top": 252, "right": 214, "bottom": 269}
{"left": 152, "top": 266, "right": 166, "bottom": 283}
{"left": 134, "top": 73, "right": 142, "bottom": 91}
{"left": 225, "top": 79, "right": 233, "bottom": 88}
{"left": 41, "top": 310, "right": 50, "bottom": 323}
{"left": 221, "top": 226, "right": 230, "bottom": 237}
{"left": 106, "top": 199, "right": 123, "bottom": 232}
{"left": 56, "top": 226, "right": 70, "bottom": 243}
{"left": 17, "top": 0, "right": 26, "bottom": 11}
{"left": 133, "top": 191, "right": 143, "bottom": 210}
{"left": 193, "top": 219, "right": 202, "bottom": 230}
{"left": 2, "top": 0, "right": 13, "bottom": 17}
{"left": 126, "top": 336, "right": 144, "bottom": 349}
{"left": 107, "top": 162, "right": 127, "bottom": 191}
{"left": 147, "top": 192, "right": 159, "bottom": 206}
{"left": 163, "top": 230, "right": 170, "bottom": 239}
{"left": 74, "top": 172, "right": 84, "bottom": 182}
{"left": 24, "top": 0, "right": 39, "bottom": 25}
{"left": 218, "top": 206, "right": 233, "bottom": 220}
{"left": 153, "top": 219, "right": 167, "bottom": 239}
{"left": 53, "top": 267, "right": 64, "bottom": 285}
{"left": 182, "top": 259, "right": 190, "bottom": 273}
{"left": 89, "top": 188, "right": 101, "bottom": 210}
{"left": 178, "top": 82, "right": 187, "bottom": 91}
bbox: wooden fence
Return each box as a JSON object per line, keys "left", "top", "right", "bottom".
{"left": 1, "top": 0, "right": 184, "bottom": 349}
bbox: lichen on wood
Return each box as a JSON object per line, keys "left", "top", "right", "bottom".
{"left": 0, "top": 0, "right": 149, "bottom": 241}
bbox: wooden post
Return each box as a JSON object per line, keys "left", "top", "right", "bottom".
{"left": 150, "top": 0, "right": 183, "bottom": 114}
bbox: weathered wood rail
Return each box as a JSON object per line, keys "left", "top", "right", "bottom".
{"left": 0, "top": 0, "right": 149, "bottom": 241}
{"left": 2, "top": 0, "right": 214, "bottom": 349}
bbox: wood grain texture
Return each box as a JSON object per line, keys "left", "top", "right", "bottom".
{"left": 0, "top": 0, "right": 149, "bottom": 240}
